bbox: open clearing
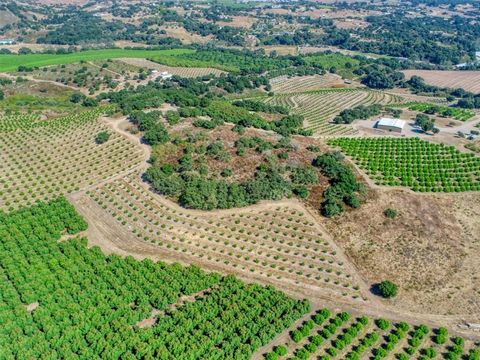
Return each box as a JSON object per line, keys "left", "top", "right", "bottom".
{"left": 0, "top": 48, "right": 194, "bottom": 72}
{"left": 402, "top": 70, "right": 480, "bottom": 94}
{"left": 324, "top": 189, "right": 480, "bottom": 321}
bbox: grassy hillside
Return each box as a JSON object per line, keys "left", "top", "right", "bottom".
{"left": 0, "top": 48, "right": 194, "bottom": 72}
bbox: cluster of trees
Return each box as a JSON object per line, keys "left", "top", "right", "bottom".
{"left": 69, "top": 92, "right": 98, "bottom": 107}
{"left": 95, "top": 130, "right": 110, "bottom": 144}
{"left": 183, "top": 18, "right": 245, "bottom": 46}
{"left": 377, "top": 280, "right": 399, "bottom": 298}
{"left": 195, "top": 100, "right": 309, "bottom": 136}
{"left": 0, "top": 198, "right": 309, "bottom": 358}
{"left": 415, "top": 114, "right": 439, "bottom": 134}
{"left": 146, "top": 162, "right": 296, "bottom": 210}
{"left": 129, "top": 110, "right": 169, "bottom": 145}
{"left": 333, "top": 104, "right": 382, "bottom": 124}
{"left": 313, "top": 152, "right": 363, "bottom": 217}
{"left": 37, "top": 11, "right": 136, "bottom": 45}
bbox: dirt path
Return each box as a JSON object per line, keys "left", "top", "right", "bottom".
{"left": 0, "top": 72, "right": 85, "bottom": 93}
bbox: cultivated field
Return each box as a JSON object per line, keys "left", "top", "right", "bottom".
{"left": 0, "top": 198, "right": 309, "bottom": 358}
{"left": 255, "top": 308, "right": 480, "bottom": 360}
{"left": 264, "top": 89, "right": 405, "bottom": 136}
{"left": 119, "top": 58, "right": 226, "bottom": 77}
{"left": 402, "top": 70, "right": 480, "bottom": 94}
{"left": 80, "top": 173, "right": 368, "bottom": 303}
{"left": 270, "top": 74, "right": 359, "bottom": 94}
{"left": 0, "top": 48, "right": 194, "bottom": 72}
{"left": 330, "top": 137, "right": 480, "bottom": 192}
{"left": 0, "top": 109, "right": 143, "bottom": 210}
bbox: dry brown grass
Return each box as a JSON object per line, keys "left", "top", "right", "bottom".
{"left": 403, "top": 70, "right": 480, "bottom": 94}
{"left": 217, "top": 16, "right": 257, "bottom": 29}
{"left": 159, "top": 25, "right": 213, "bottom": 44}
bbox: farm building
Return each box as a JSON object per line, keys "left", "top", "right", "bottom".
{"left": 376, "top": 118, "right": 406, "bottom": 133}
{"left": 0, "top": 39, "right": 15, "bottom": 45}
{"left": 159, "top": 71, "right": 172, "bottom": 80}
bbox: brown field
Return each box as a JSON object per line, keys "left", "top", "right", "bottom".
{"left": 403, "top": 70, "right": 480, "bottom": 94}
{"left": 260, "top": 45, "right": 299, "bottom": 56}
{"left": 324, "top": 188, "right": 480, "bottom": 321}
{"left": 334, "top": 18, "right": 369, "bottom": 29}
{"left": 217, "top": 16, "right": 257, "bottom": 28}
{"left": 158, "top": 25, "right": 213, "bottom": 44}
{"left": 0, "top": 10, "right": 18, "bottom": 27}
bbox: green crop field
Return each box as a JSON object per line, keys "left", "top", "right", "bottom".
{"left": 260, "top": 308, "right": 479, "bottom": 360}
{"left": 329, "top": 137, "right": 480, "bottom": 192}
{"left": 400, "top": 102, "right": 475, "bottom": 122}
{"left": 0, "top": 48, "right": 194, "bottom": 72}
{"left": 0, "top": 198, "right": 309, "bottom": 359}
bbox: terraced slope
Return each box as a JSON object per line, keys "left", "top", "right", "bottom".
{"left": 264, "top": 89, "right": 405, "bottom": 136}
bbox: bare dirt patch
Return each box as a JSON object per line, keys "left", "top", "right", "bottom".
{"left": 217, "top": 16, "right": 257, "bottom": 29}
{"left": 323, "top": 188, "right": 480, "bottom": 321}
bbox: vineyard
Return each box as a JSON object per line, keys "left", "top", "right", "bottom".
{"left": 401, "top": 102, "right": 475, "bottom": 121}
{"left": 264, "top": 89, "right": 405, "bottom": 136}
{"left": 258, "top": 308, "right": 480, "bottom": 360}
{"left": 329, "top": 137, "right": 480, "bottom": 192}
{"left": 0, "top": 198, "right": 309, "bottom": 359}
{"left": 119, "top": 58, "right": 225, "bottom": 77}
{"left": 82, "top": 173, "right": 367, "bottom": 302}
{"left": 270, "top": 74, "right": 355, "bottom": 94}
{"left": 0, "top": 109, "right": 143, "bottom": 210}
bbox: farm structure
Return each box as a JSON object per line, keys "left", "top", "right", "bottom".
{"left": 376, "top": 118, "right": 405, "bottom": 133}
{"left": 0, "top": 39, "right": 14, "bottom": 45}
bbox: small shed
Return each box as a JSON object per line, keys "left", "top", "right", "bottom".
{"left": 376, "top": 118, "right": 405, "bottom": 133}
{"left": 0, "top": 39, "right": 15, "bottom": 45}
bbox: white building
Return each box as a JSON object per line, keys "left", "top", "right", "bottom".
{"left": 376, "top": 118, "right": 406, "bottom": 133}
{"left": 0, "top": 39, "right": 15, "bottom": 45}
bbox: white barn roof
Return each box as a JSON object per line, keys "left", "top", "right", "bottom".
{"left": 377, "top": 118, "right": 405, "bottom": 129}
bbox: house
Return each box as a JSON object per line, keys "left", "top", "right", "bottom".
{"left": 376, "top": 118, "right": 406, "bottom": 133}
{"left": 0, "top": 39, "right": 15, "bottom": 45}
